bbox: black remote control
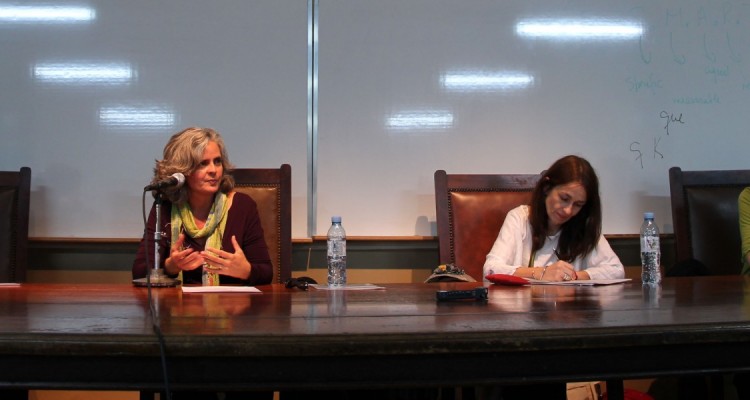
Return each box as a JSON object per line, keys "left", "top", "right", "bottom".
{"left": 436, "top": 287, "right": 488, "bottom": 301}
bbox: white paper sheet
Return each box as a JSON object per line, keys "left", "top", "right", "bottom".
{"left": 181, "top": 286, "right": 261, "bottom": 293}
{"left": 309, "top": 284, "right": 386, "bottom": 290}
{"left": 526, "top": 278, "right": 632, "bottom": 286}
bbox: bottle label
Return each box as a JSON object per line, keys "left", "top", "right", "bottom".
{"left": 327, "top": 239, "right": 346, "bottom": 257}
{"left": 641, "top": 236, "right": 660, "bottom": 252}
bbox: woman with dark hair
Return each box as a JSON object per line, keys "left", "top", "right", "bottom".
{"left": 483, "top": 155, "right": 624, "bottom": 282}
{"left": 477, "top": 155, "right": 624, "bottom": 400}
{"left": 133, "top": 126, "right": 273, "bottom": 287}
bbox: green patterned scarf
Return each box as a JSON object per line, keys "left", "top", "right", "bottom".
{"left": 170, "top": 192, "right": 230, "bottom": 285}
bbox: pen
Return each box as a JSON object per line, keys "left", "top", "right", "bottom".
{"left": 553, "top": 248, "right": 577, "bottom": 280}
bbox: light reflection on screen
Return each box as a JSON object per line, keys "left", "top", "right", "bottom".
{"left": 516, "top": 18, "right": 643, "bottom": 41}
{"left": 0, "top": 5, "right": 95, "bottom": 23}
{"left": 441, "top": 71, "right": 535, "bottom": 92}
{"left": 99, "top": 105, "right": 176, "bottom": 130}
{"left": 386, "top": 111, "right": 453, "bottom": 131}
{"left": 33, "top": 63, "right": 135, "bottom": 85}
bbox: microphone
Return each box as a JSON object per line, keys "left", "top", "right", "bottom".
{"left": 144, "top": 173, "right": 185, "bottom": 191}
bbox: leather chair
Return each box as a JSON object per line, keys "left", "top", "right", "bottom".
{"left": 0, "top": 167, "right": 31, "bottom": 400}
{"left": 231, "top": 164, "right": 292, "bottom": 283}
{"left": 434, "top": 170, "right": 541, "bottom": 281}
{"left": 0, "top": 167, "right": 31, "bottom": 283}
{"left": 668, "top": 166, "right": 750, "bottom": 276}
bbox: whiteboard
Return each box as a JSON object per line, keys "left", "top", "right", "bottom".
{"left": 0, "top": 1, "right": 308, "bottom": 238}
{"left": 3, "top": 1, "right": 750, "bottom": 239}
{"left": 315, "top": 0, "right": 750, "bottom": 236}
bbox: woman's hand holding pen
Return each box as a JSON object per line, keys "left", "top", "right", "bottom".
{"left": 203, "top": 235, "right": 252, "bottom": 280}
{"left": 542, "top": 260, "right": 578, "bottom": 281}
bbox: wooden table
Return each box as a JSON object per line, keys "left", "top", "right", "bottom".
{"left": 1, "top": 277, "right": 749, "bottom": 395}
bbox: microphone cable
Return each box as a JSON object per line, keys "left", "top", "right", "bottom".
{"left": 141, "top": 190, "right": 173, "bottom": 400}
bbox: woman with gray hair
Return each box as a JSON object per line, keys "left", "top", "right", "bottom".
{"left": 133, "top": 127, "right": 273, "bottom": 287}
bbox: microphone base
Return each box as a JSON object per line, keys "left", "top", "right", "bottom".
{"left": 132, "top": 269, "right": 181, "bottom": 288}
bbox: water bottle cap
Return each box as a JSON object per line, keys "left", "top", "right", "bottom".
{"left": 331, "top": 216, "right": 342, "bottom": 223}
{"left": 643, "top": 212, "right": 654, "bottom": 219}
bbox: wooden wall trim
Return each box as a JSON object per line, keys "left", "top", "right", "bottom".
{"left": 26, "top": 234, "right": 673, "bottom": 281}
{"left": 31, "top": 233, "right": 662, "bottom": 244}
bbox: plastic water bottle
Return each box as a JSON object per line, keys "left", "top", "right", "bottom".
{"left": 327, "top": 216, "right": 347, "bottom": 287}
{"left": 640, "top": 212, "right": 661, "bottom": 284}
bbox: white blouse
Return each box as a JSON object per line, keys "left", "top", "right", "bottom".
{"left": 483, "top": 205, "right": 625, "bottom": 280}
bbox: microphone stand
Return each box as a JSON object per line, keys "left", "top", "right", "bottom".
{"left": 133, "top": 190, "right": 180, "bottom": 287}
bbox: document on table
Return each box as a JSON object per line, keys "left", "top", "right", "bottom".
{"left": 181, "top": 286, "right": 261, "bottom": 293}
{"left": 527, "top": 278, "right": 632, "bottom": 286}
{"left": 310, "top": 284, "right": 385, "bottom": 290}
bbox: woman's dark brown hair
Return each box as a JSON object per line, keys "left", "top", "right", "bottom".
{"left": 528, "top": 155, "right": 601, "bottom": 262}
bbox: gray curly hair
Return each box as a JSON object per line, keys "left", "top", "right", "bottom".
{"left": 151, "top": 127, "right": 235, "bottom": 204}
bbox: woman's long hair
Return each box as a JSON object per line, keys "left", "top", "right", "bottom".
{"left": 528, "top": 155, "right": 601, "bottom": 261}
{"left": 152, "top": 127, "right": 235, "bottom": 204}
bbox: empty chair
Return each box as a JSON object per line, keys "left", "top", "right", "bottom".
{"left": 0, "top": 166, "right": 31, "bottom": 283}
{"left": 668, "top": 166, "right": 750, "bottom": 276}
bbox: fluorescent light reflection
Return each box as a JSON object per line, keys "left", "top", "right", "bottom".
{"left": 442, "top": 71, "right": 534, "bottom": 92}
{"left": 516, "top": 19, "right": 643, "bottom": 41}
{"left": 33, "top": 63, "right": 135, "bottom": 85}
{"left": 0, "top": 5, "right": 95, "bottom": 23}
{"left": 387, "top": 111, "right": 453, "bottom": 131}
{"left": 99, "top": 105, "right": 176, "bottom": 129}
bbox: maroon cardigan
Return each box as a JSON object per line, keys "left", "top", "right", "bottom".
{"left": 132, "top": 192, "right": 274, "bottom": 285}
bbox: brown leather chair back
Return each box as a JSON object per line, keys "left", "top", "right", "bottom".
{"left": 435, "top": 170, "right": 541, "bottom": 281}
{"left": 0, "top": 167, "right": 31, "bottom": 283}
{"left": 231, "top": 164, "right": 292, "bottom": 283}
{"left": 669, "top": 166, "right": 750, "bottom": 276}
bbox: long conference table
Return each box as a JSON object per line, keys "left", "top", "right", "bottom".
{"left": 1, "top": 276, "right": 749, "bottom": 397}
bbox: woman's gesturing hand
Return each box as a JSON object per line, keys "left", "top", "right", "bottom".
{"left": 166, "top": 233, "right": 204, "bottom": 273}
{"left": 203, "top": 235, "right": 252, "bottom": 280}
